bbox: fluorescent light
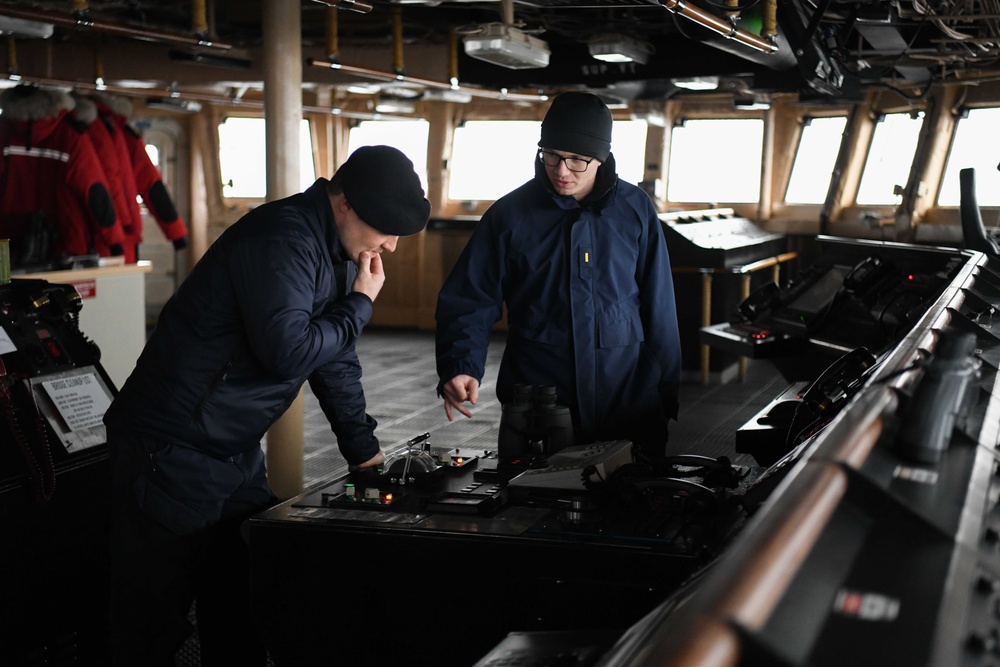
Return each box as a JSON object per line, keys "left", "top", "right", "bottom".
{"left": 463, "top": 23, "right": 550, "bottom": 70}
{"left": 373, "top": 99, "right": 415, "bottom": 114}
{"left": 0, "top": 16, "right": 54, "bottom": 39}
{"left": 422, "top": 88, "right": 474, "bottom": 103}
{"left": 587, "top": 34, "right": 653, "bottom": 65}
{"left": 673, "top": 76, "right": 719, "bottom": 91}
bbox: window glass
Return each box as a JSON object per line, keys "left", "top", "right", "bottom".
{"left": 449, "top": 121, "right": 540, "bottom": 201}
{"left": 448, "top": 119, "right": 648, "bottom": 202}
{"left": 667, "top": 119, "right": 763, "bottom": 203}
{"left": 938, "top": 107, "right": 1000, "bottom": 206}
{"left": 855, "top": 112, "right": 922, "bottom": 205}
{"left": 347, "top": 119, "right": 430, "bottom": 193}
{"left": 613, "top": 120, "right": 648, "bottom": 188}
{"left": 145, "top": 143, "right": 160, "bottom": 168}
{"left": 218, "top": 117, "right": 315, "bottom": 198}
{"left": 784, "top": 116, "right": 847, "bottom": 204}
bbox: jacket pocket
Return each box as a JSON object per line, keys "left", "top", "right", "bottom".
{"left": 133, "top": 443, "right": 229, "bottom": 535}
{"left": 598, "top": 307, "right": 644, "bottom": 348}
{"left": 134, "top": 473, "right": 214, "bottom": 535}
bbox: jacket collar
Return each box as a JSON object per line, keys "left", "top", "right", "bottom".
{"left": 304, "top": 178, "right": 340, "bottom": 256}
{"left": 533, "top": 152, "right": 619, "bottom": 210}
{"left": 305, "top": 178, "right": 359, "bottom": 297}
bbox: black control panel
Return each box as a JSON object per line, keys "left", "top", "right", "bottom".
{"left": 701, "top": 240, "right": 966, "bottom": 376}
{"left": 249, "top": 438, "right": 758, "bottom": 667}
{"left": 660, "top": 208, "right": 787, "bottom": 268}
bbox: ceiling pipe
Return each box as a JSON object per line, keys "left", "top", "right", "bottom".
{"left": 310, "top": 0, "right": 374, "bottom": 14}
{"left": 325, "top": 5, "right": 339, "bottom": 62}
{"left": 392, "top": 7, "right": 404, "bottom": 76}
{"left": 0, "top": 1, "right": 232, "bottom": 49}
{"left": 448, "top": 26, "right": 459, "bottom": 88}
{"left": 6, "top": 35, "right": 17, "bottom": 78}
{"left": 658, "top": 0, "right": 778, "bottom": 53}
{"left": 0, "top": 72, "right": 411, "bottom": 121}
{"left": 306, "top": 57, "right": 547, "bottom": 102}
{"left": 191, "top": 0, "right": 209, "bottom": 40}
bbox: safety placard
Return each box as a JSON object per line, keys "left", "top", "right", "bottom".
{"left": 41, "top": 372, "right": 113, "bottom": 432}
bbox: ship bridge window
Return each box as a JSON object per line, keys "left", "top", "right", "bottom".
{"left": 218, "top": 117, "right": 316, "bottom": 199}
{"left": 784, "top": 116, "right": 847, "bottom": 204}
{"left": 450, "top": 120, "right": 541, "bottom": 201}
{"left": 938, "top": 107, "right": 1000, "bottom": 206}
{"left": 348, "top": 119, "right": 430, "bottom": 193}
{"left": 448, "top": 119, "right": 648, "bottom": 202}
{"left": 856, "top": 112, "right": 923, "bottom": 205}
{"left": 666, "top": 118, "right": 763, "bottom": 204}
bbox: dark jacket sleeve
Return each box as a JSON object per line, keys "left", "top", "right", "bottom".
{"left": 308, "top": 350, "right": 380, "bottom": 465}
{"left": 636, "top": 195, "right": 682, "bottom": 420}
{"left": 434, "top": 211, "right": 507, "bottom": 393}
{"left": 228, "top": 235, "right": 373, "bottom": 381}
{"left": 226, "top": 231, "right": 378, "bottom": 460}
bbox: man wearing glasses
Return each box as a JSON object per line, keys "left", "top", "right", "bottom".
{"left": 435, "top": 91, "right": 681, "bottom": 462}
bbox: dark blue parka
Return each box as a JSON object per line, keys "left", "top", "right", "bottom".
{"left": 105, "top": 178, "right": 380, "bottom": 467}
{"left": 436, "top": 155, "right": 681, "bottom": 450}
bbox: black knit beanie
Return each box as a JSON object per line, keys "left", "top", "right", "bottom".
{"left": 336, "top": 145, "right": 430, "bottom": 236}
{"left": 538, "top": 92, "right": 613, "bottom": 162}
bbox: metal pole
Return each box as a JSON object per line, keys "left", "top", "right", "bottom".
{"left": 263, "top": 0, "right": 305, "bottom": 500}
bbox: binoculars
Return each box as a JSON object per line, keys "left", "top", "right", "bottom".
{"left": 498, "top": 384, "right": 575, "bottom": 459}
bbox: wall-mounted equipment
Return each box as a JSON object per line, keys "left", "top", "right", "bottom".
{"left": 587, "top": 34, "right": 654, "bottom": 64}
{"left": 462, "top": 22, "right": 550, "bottom": 69}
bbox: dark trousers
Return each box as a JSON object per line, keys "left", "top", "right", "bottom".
{"left": 108, "top": 430, "right": 273, "bottom": 667}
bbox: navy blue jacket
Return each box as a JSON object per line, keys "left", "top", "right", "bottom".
{"left": 435, "top": 155, "right": 681, "bottom": 447}
{"left": 105, "top": 179, "right": 380, "bottom": 466}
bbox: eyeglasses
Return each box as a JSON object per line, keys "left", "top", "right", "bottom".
{"left": 538, "top": 149, "right": 596, "bottom": 173}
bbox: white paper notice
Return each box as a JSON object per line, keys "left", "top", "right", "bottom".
{"left": 0, "top": 327, "right": 15, "bottom": 355}
{"left": 41, "top": 372, "right": 113, "bottom": 432}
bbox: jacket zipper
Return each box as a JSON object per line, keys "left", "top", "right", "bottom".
{"left": 194, "top": 356, "right": 237, "bottom": 422}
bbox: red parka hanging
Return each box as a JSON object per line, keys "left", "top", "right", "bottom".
{"left": 0, "top": 85, "right": 123, "bottom": 265}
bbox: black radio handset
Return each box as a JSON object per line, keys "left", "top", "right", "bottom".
{"left": 785, "top": 347, "right": 877, "bottom": 449}
{"left": 800, "top": 347, "right": 877, "bottom": 417}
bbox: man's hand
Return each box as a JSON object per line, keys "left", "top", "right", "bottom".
{"left": 442, "top": 375, "right": 480, "bottom": 421}
{"left": 348, "top": 449, "right": 385, "bottom": 472}
{"left": 352, "top": 251, "right": 385, "bottom": 302}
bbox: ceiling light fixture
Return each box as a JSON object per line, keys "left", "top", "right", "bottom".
{"left": 587, "top": 34, "right": 654, "bottom": 65}
{"left": 0, "top": 16, "right": 53, "bottom": 38}
{"left": 462, "top": 22, "right": 550, "bottom": 70}
{"left": 672, "top": 76, "right": 720, "bottom": 91}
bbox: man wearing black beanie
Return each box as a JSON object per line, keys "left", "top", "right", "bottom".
{"left": 104, "top": 145, "right": 429, "bottom": 667}
{"left": 436, "top": 92, "right": 682, "bottom": 462}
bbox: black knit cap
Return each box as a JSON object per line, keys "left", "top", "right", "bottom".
{"left": 336, "top": 145, "right": 430, "bottom": 236}
{"left": 538, "top": 92, "right": 613, "bottom": 162}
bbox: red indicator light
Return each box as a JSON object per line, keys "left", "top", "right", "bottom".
{"left": 383, "top": 493, "right": 393, "bottom": 503}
